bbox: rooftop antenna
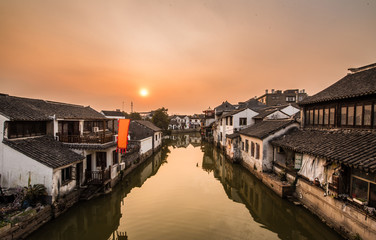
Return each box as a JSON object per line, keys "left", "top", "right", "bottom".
{"left": 131, "top": 101, "right": 134, "bottom": 113}
{"left": 122, "top": 101, "right": 124, "bottom": 112}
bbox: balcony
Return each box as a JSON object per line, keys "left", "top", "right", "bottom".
{"left": 85, "top": 169, "right": 111, "bottom": 185}
{"left": 57, "top": 132, "right": 114, "bottom": 144}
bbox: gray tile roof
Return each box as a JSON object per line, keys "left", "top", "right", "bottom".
{"left": 63, "top": 141, "right": 117, "bottom": 150}
{"left": 0, "top": 94, "right": 106, "bottom": 121}
{"left": 214, "top": 101, "right": 235, "bottom": 112}
{"left": 299, "top": 64, "right": 376, "bottom": 105}
{"left": 3, "top": 136, "right": 84, "bottom": 169}
{"left": 252, "top": 104, "right": 299, "bottom": 119}
{"left": 238, "top": 98, "right": 267, "bottom": 110}
{"left": 221, "top": 108, "right": 249, "bottom": 118}
{"left": 101, "top": 110, "right": 125, "bottom": 117}
{"left": 239, "top": 120, "right": 297, "bottom": 139}
{"left": 133, "top": 120, "right": 162, "bottom": 132}
{"left": 271, "top": 129, "right": 376, "bottom": 173}
{"left": 227, "top": 132, "right": 240, "bottom": 139}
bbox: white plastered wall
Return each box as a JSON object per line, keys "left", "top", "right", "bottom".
{"left": 240, "top": 136, "right": 263, "bottom": 172}
{"left": 1, "top": 144, "right": 53, "bottom": 194}
{"left": 262, "top": 123, "right": 299, "bottom": 171}
{"left": 265, "top": 111, "right": 289, "bottom": 120}
{"left": 0, "top": 114, "right": 9, "bottom": 183}
{"left": 281, "top": 105, "right": 300, "bottom": 116}
{"left": 140, "top": 137, "right": 153, "bottom": 155}
{"left": 52, "top": 165, "right": 78, "bottom": 202}
{"left": 233, "top": 108, "right": 259, "bottom": 131}
{"left": 154, "top": 131, "right": 162, "bottom": 149}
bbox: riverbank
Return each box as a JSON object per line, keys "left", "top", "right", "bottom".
{"left": 0, "top": 145, "right": 162, "bottom": 240}
{"left": 216, "top": 143, "right": 375, "bottom": 240}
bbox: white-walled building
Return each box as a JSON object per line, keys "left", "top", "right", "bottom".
{"left": 215, "top": 108, "right": 259, "bottom": 148}
{"left": 129, "top": 120, "right": 162, "bottom": 158}
{"left": 238, "top": 120, "right": 298, "bottom": 172}
{"left": 253, "top": 104, "right": 300, "bottom": 123}
{"left": 0, "top": 94, "right": 120, "bottom": 202}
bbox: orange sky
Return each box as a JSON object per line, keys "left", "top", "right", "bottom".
{"left": 1, "top": 0, "right": 376, "bottom": 115}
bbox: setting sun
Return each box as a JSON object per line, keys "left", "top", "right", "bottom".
{"left": 140, "top": 88, "right": 149, "bottom": 97}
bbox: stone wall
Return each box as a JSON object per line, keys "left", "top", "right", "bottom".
{"left": 52, "top": 189, "right": 81, "bottom": 218}
{"left": 0, "top": 205, "right": 52, "bottom": 240}
{"left": 296, "top": 179, "right": 376, "bottom": 240}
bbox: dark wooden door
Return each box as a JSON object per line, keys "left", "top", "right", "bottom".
{"left": 86, "top": 154, "right": 92, "bottom": 172}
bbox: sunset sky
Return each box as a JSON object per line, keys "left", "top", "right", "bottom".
{"left": 1, "top": 0, "right": 376, "bottom": 115}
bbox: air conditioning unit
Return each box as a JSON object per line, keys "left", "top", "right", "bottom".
{"left": 118, "top": 162, "right": 125, "bottom": 171}
{"left": 93, "top": 127, "right": 99, "bottom": 132}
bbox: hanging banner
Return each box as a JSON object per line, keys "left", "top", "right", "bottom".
{"left": 117, "top": 119, "right": 130, "bottom": 153}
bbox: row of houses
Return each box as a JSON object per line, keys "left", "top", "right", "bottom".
{"left": 168, "top": 114, "right": 203, "bottom": 130}
{"left": 203, "top": 63, "right": 376, "bottom": 239}
{"left": 0, "top": 95, "right": 162, "bottom": 206}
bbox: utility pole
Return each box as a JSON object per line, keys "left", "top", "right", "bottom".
{"left": 122, "top": 101, "right": 124, "bottom": 112}
{"left": 131, "top": 101, "right": 133, "bottom": 113}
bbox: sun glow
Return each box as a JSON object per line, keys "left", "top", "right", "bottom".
{"left": 140, "top": 88, "right": 149, "bottom": 97}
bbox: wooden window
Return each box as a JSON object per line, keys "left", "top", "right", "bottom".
{"left": 239, "top": 118, "right": 247, "bottom": 126}
{"left": 374, "top": 104, "right": 376, "bottom": 126}
{"left": 351, "top": 172, "right": 376, "bottom": 208}
{"left": 226, "top": 117, "right": 228, "bottom": 125}
{"left": 113, "top": 150, "right": 119, "bottom": 165}
{"left": 251, "top": 141, "right": 255, "bottom": 157}
{"left": 305, "top": 110, "right": 310, "bottom": 125}
{"left": 241, "top": 141, "right": 244, "bottom": 151}
{"left": 245, "top": 140, "right": 249, "bottom": 152}
{"left": 324, "top": 108, "right": 329, "bottom": 125}
{"left": 364, "top": 105, "right": 372, "bottom": 126}
{"left": 352, "top": 176, "right": 368, "bottom": 200}
{"left": 319, "top": 109, "right": 323, "bottom": 125}
{"left": 355, "top": 105, "right": 363, "bottom": 126}
{"left": 314, "top": 109, "right": 319, "bottom": 125}
{"left": 229, "top": 116, "right": 233, "bottom": 126}
{"left": 309, "top": 110, "right": 314, "bottom": 125}
{"left": 8, "top": 121, "right": 47, "bottom": 139}
{"left": 341, "top": 106, "right": 347, "bottom": 126}
{"left": 330, "top": 108, "right": 335, "bottom": 125}
{"left": 255, "top": 143, "right": 260, "bottom": 159}
{"left": 348, "top": 106, "right": 354, "bottom": 126}
{"left": 61, "top": 167, "right": 72, "bottom": 183}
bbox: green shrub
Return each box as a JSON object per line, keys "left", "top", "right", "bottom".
{"left": 23, "top": 184, "right": 47, "bottom": 207}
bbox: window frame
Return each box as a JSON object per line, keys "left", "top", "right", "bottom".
{"left": 61, "top": 167, "right": 72, "bottom": 184}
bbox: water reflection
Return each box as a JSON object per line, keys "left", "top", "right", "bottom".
{"left": 201, "top": 143, "right": 342, "bottom": 240}
{"left": 29, "top": 133, "right": 341, "bottom": 240}
{"left": 29, "top": 145, "right": 169, "bottom": 240}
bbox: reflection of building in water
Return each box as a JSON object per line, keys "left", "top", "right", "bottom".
{"left": 29, "top": 150, "right": 166, "bottom": 240}
{"left": 169, "top": 133, "right": 202, "bottom": 148}
{"left": 203, "top": 145, "right": 340, "bottom": 239}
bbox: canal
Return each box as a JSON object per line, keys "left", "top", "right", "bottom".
{"left": 29, "top": 133, "right": 343, "bottom": 240}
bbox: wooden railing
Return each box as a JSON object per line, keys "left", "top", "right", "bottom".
{"left": 85, "top": 169, "right": 111, "bottom": 185}
{"left": 57, "top": 133, "right": 114, "bottom": 144}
